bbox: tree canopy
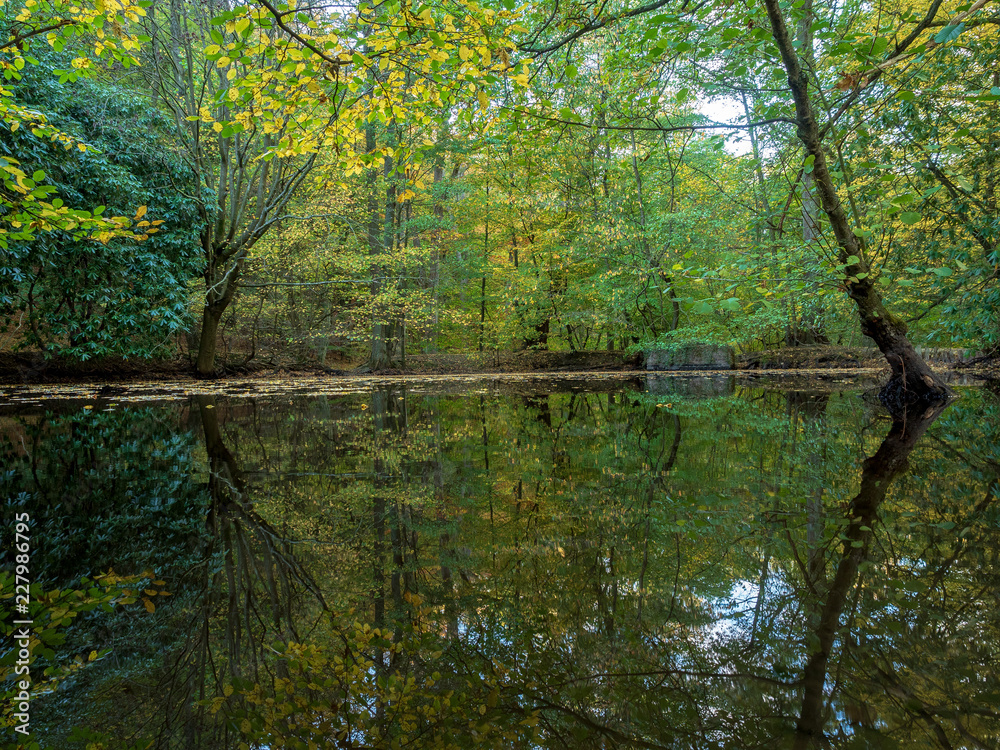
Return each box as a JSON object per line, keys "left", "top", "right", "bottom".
{"left": 0, "top": 0, "right": 997, "bottom": 386}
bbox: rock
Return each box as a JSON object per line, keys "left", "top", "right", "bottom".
{"left": 645, "top": 343, "right": 735, "bottom": 371}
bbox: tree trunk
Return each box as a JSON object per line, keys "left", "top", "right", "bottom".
{"left": 366, "top": 121, "right": 391, "bottom": 372}
{"left": 797, "top": 0, "right": 820, "bottom": 245}
{"left": 762, "top": 0, "right": 950, "bottom": 405}
{"left": 195, "top": 258, "right": 241, "bottom": 378}
{"left": 195, "top": 303, "right": 224, "bottom": 377}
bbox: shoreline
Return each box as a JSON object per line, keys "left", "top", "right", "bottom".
{"left": 0, "top": 366, "right": 990, "bottom": 406}
{"left": 0, "top": 346, "right": 995, "bottom": 389}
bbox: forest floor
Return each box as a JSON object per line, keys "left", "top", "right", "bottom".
{"left": 0, "top": 346, "right": 996, "bottom": 385}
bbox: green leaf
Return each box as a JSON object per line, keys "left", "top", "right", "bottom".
{"left": 933, "top": 22, "right": 965, "bottom": 44}
{"left": 900, "top": 211, "right": 921, "bottom": 225}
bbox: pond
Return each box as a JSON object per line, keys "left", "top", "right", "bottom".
{"left": 2, "top": 373, "right": 999, "bottom": 749}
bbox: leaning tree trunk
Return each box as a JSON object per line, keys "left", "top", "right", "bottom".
{"left": 762, "top": 0, "right": 950, "bottom": 406}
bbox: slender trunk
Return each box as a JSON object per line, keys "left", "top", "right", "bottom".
{"left": 797, "top": 0, "right": 820, "bottom": 244}
{"left": 741, "top": 91, "right": 774, "bottom": 244}
{"left": 761, "top": 0, "right": 950, "bottom": 404}
{"left": 367, "top": 122, "right": 389, "bottom": 371}
{"left": 480, "top": 179, "right": 489, "bottom": 351}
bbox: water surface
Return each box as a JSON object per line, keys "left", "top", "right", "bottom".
{"left": 2, "top": 374, "right": 999, "bottom": 749}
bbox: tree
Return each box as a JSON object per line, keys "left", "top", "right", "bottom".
{"left": 133, "top": 0, "right": 525, "bottom": 375}
{"left": 759, "top": 0, "right": 957, "bottom": 402}
{"left": 136, "top": 0, "right": 320, "bottom": 376}
{"left": 513, "top": 0, "right": 1000, "bottom": 400}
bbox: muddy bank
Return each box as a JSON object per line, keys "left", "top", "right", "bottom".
{"left": 1, "top": 346, "right": 995, "bottom": 386}
{"left": 0, "top": 350, "right": 640, "bottom": 384}
{"left": 740, "top": 345, "right": 886, "bottom": 370}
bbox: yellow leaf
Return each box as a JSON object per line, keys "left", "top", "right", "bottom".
{"left": 224, "top": 683, "right": 234, "bottom": 697}
{"left": 134, "top": 205, "right": 147, "bottom": 219}
{"left": 478, "top": 90, "right": 489, "bottom": 109}
{"left": 213, "top": 122, "right": 224, "bottom": 133}
{"left": 142, "top": 597, "right": 155, "bottom": 613}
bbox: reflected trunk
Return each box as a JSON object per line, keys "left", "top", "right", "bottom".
{"left": 793, "top": 400, "right": 948, "bottom": 748}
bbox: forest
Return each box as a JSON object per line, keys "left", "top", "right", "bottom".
{"left": 2, "top": 0, "right": 999, "bottom": 396}
{"left": 4, "top": 2, "right": 1000, "bottom": 745}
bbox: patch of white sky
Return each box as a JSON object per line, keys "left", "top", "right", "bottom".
{"left": 697, "top": 95, "right": 756, "bottom": 156}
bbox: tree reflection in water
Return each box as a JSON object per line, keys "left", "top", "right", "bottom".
{"left": 3, "top": 381, "right": 999, "bottom": 749}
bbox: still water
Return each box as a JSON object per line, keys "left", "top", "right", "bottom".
{"left": 2, "top": 374, "right": 999, "bottom": 749}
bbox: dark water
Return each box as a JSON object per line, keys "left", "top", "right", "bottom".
{"left": 2, "top": 374, "right": 999, "bottom": 749}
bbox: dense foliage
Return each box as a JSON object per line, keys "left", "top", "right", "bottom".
{"left": 1, "top": 0, "right": 997, "bottom": 372}
{"left": 0, "top": 58, "right": 200, "bottom": 359}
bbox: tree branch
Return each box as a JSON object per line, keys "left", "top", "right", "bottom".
{"left": 504, "top": 105, "right": 794, "bottom": 132}
{"left": 519, "top": 0, "right": 675, "bottom": 56}
{"left": 1, "top": 20, "right": 75, "bottom": 51}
